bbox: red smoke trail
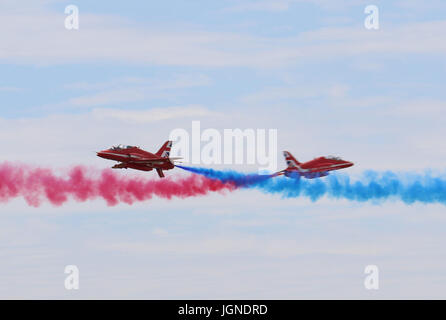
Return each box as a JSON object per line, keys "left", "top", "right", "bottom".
{"left": 0, "top": 163, "right": 235, "bottom": 207}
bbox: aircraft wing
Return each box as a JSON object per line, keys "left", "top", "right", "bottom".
{"left": 127, "top": 156, "right": 182, "bottom": 165}
{"left": 127, "top": 158, "right": 171, "bottom": 165}
{"left": 272, "top": 170, "right": 286, "bottom": 177}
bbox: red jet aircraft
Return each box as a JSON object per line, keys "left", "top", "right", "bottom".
{"left": 275, "top": 151, "right": 353, "bottom": 179}
{"left": 97, "top": 141, "right": 181, "bottom": 178}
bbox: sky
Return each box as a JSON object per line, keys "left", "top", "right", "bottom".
{"left": 1, "top": 0, "right": 446, "bottom": 299}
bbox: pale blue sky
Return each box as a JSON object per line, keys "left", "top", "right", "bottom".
{"left": 1, "top": 0, "right": 446, "bottom": 298}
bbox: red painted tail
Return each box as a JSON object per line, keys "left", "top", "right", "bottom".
{"left": 156, "top": 141, "right": 172, "bottom": 158}
{"left": 283, "top": 151, "right": 301, "bottom": 169}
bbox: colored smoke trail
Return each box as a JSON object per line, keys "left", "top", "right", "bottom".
{"left": 177, "top": 166, "right": 446, "bottom": 205}
{"left": 0, "top": 163, "right": 235, "bottom": 207}
{"left": 175, "top": 165, "right": 272, "bottom": 186}
{"left": 3, "top": 162, "right": 446, "bottom": 206}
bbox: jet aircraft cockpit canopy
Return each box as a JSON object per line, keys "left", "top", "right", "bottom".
{"left": 111, "top": 144, "right": 135, "bottom": 150}
{"left": 326, "top": 155, "right": 342, "bottom": 160}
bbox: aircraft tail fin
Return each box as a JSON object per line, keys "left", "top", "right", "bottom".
{"left": 156, "top": 141, "right": 173, "bottom": 158}
{"left": 156, "top": 168, "right": 165, "bottom": 178}
{"left": 283, "top": 151, "right": 301, "bottom": 169}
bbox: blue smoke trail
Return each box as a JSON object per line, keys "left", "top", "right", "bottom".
{"left": 176, "top": 165, "right": 446, "bottom": 205}
{"left": 176, "top": 165, "right": 272, "bottom": 187}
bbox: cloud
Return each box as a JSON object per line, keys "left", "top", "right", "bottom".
{"left": 223, "top": 0, "right": 359, "bottom": 12}
{"left": 385, "top": 99, "right": 446, "bottom": 117}
{"left": 68, "top": 88, "right": 146, "bottom": 107}
{"left": 95, "top": 233, "right": 397, "bottom": 257}
{"left": 1, "top": 7, "right": 446, "bottom": 68}
{"left": 395, "top": 0, "right": 446, "bottom": 11}
{"left": 92, "top": 105, "right": 219, "bottom": 123}
{"left": 224, "top": 0, "right": 295, "bottom": 12}
{"left": 152, "top": 227, "right": 169, "bottom": 236}
{"left": 64, "top": 74, "right": 212, "bottom": 92}
{"left": 240, "top": 83, "right": 350, "bottom": 103}
{"left": 0, "top": 86, "right": 22, "bottom": 92}
{"left": 64, "top": 74, "right": 212, "bottom": 107}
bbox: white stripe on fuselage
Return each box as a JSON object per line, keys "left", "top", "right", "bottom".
{"left": 104, "top": 152, "right": 143, "bottom": 159}
{"left": 291, "top": 162, "right": 348, "bottom": 173}
{"left": 106, "top": 153, "right": 166, "bottom": 165}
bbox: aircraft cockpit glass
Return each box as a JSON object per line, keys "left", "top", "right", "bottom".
{"left": 326, "top": 155, "right": 342, "bottom": 160}
{"left": 111, "top": 144, "right": 135, "bottom": 150}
